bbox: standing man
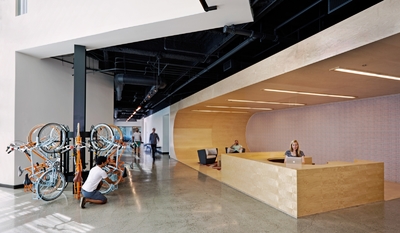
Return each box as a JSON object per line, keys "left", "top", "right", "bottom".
{"left": 149, "top": 128, "right": 160, "bottom": 160}
{"left": 132, "top": 128, "right": 142, "bottom": 157}
{"left": 80, "top": 156, "right": 116, "bottom": 208}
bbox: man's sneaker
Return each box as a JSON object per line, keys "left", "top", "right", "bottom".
{"left": 80, "top": 197, "right": 86, "bottom": 208}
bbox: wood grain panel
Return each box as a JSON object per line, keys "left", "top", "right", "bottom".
{"left": 297, "top": 162, "right": 384, "bottom": 217}
{"left": 174, "top": 128, "right": 212, "bottom": 161}
{"left": 221, "top": 152, "right": 384, "bottom": 218}
{"left": 174, "top": 110, "right": 251, "bottom": 161}
{"left": 221, "top": 153, "right": 299, "bottom": 218}
{"left": 174, "top": 112, "right": 216, "bottom": 128}
{"left": 211, "top": 113, "right": 249, "bottom": 153}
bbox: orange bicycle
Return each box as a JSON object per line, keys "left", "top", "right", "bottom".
{"left": 6, "top": 123, "right": 70, "bottom": 201}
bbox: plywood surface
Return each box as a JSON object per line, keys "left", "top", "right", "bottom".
{"left": 173, "top": 111, "right": 250, "bottom": 161}
{"left": 384, "top": 181, "right": 400, "bottom": 201}
{"left": 221, "top": 153, "right": 299, "bottom": 217}
{"left": 297, "top": 162, "right": 384, "bottom": 217}
{"left": 221, "top": 153, "right": 384, "bottom": 218}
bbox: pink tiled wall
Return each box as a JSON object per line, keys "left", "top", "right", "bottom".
{"left": 246, "top": 93, "right": 400, "bottom": 183}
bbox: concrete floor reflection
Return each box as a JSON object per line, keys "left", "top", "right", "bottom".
{"left": 0, "top": 148, "right": 399, "bottom": 232}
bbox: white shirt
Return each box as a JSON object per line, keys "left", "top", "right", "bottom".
{"left": 231, "top": 144, "right": 242, "bottom": 151}
{"left": 133, "top": 132, "right": 141, "bottom": 142}
{"left": 82, "top": 166, "right": 107, "bottom": 192}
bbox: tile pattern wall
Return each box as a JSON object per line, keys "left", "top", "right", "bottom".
{"left": 246, "top": 94, "right": 400, "bottom": 183}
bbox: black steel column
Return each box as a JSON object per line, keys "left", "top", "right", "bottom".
{"left": 73, "top": 45, "right": 86, "bottom": 169}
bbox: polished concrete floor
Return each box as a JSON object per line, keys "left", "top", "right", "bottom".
{"left": 1, "top": 148, "right": 400, "bottom": 233}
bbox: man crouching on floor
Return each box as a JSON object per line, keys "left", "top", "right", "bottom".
{"left": 80, "top": 156, "right": 115, "bottom": 208}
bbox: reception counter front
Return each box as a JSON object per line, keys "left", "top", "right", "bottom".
{"left": 220, "top": 152, "right": 384, "bottom": 218}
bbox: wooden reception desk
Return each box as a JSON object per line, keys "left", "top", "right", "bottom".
{"left": 220, "top": 152, "right": 384, "bottom": 218}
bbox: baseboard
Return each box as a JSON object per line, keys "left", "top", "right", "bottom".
{"left": 0, "top": 183, "right": 24, "bottom": 189}
{"left": 156, "top": 148, "right": 169, "bottom": 154}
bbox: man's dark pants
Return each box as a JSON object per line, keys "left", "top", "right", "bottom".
{"left": 151, "top": 144, "right": 157, "bottom": 159}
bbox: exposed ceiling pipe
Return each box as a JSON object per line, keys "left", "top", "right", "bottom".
{"left": 252, "top": 0, "right": 281, "bottom": 19}
{"left": 162, "top": 24, "right": 251, "bottom": 94}
{"left": 151, "top": 25, "right": 263, "bottom": 109}
{"left": 252, "top": 0, "right": 323, "bottom": 59}
{"left": 274, "top": 0, "right": 323, "bottom": 34}
{"left": 163, "top": 38, "right": 218, "bottom": 59}
{"left": 102, "top": 47, "right": 206, "bottom": 63}
{"left": 223, "top": 25, "right": 278, "bottom": 42}
{"left": 114, "top": 73, "right": 166, "bottom": 101}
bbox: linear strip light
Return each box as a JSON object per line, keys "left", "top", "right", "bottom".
{"left": 331, "top": 67, "right": 400, "bottom": 81}
{"left": 126, "top": 106, "right": 142, "bottom": 121}
{"left": 206, "top": 105, "right": 272, "bottom": 110}
{"left": 228, "top": 99, "right": 305, "bottom": 106}
{"left": 192, "top": 110, "right": 248, "bottom": 114}
{"left": 263, "top": 88, "right": 355, "bottom": 99}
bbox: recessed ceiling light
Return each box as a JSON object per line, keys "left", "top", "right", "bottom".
{"left": 228, "top": 99, "right": 305, "bottom": 106}
{"left": 206, "top": 105, "right": 272, "bottom": 110}
{"left": 192, "top": 110, "right": 248, "bottom": 114}
{"left": 331, "top": 67, "right": 400, "bottom": 81}
{"left": 263, "top": 89, "right": 355, "bottom": 99}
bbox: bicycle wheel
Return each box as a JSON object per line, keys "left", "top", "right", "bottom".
{"left": 99, "top": 168, "right": 122, "bottom": 194}
{"left": 109, "top": 124, "right": 123, "bottom": 143}
{"left": 37, "top": 123, "right": 67, "bottom": 153}
{"left": 27, "top": 124, "right": 45, "bottom": 144}
{"left": 36, "top": 169, "right": 66, "bottom": 201}
{"left": 90, "top": 123, "right": 114, "bottom": 151}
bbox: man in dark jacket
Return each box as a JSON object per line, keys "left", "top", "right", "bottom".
{"left": 149, "top": 128, "right": 160, "bottom": 160}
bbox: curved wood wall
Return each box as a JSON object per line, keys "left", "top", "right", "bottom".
{"left": 173, "top": 111, "right": 251, "bottom": 162}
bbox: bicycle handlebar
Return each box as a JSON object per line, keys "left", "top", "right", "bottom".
{"left": 6, "top": 145, "right": 14, "bottom": 154}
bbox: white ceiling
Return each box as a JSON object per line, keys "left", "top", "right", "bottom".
{"left": 20, "top": 0, "right": 254, "bottom": 58}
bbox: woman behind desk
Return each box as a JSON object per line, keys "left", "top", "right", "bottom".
{"left": 284, "top": 139, "right": 305, "bottom": 164}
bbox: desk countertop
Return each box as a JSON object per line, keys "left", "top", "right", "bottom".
{"left": 222, "top": 152, "right": 382, "bottom": 170}
{"left": 221, "top": 152, "right": 384, "bottom": 218}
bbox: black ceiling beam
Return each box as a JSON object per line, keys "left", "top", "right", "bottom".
{"left": 199, "top": 0, "right": 217, "bottom": 12}
{"left": 102, "top": 47, "right": 206, "bottom": 63}
{"left": 151, "top": 27, "right": 261, "bottom": 109}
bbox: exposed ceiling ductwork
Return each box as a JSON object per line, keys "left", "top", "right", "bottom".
{"left": 55, "top": 0, "right": 381, "bottom": 121}
{"left": 223, "top": 25, "right": 278, "bottom": 42}
{"left": 114, "top": 73, "right": 166, "bottom": 101}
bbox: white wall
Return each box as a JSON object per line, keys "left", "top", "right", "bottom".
{"left": 15, "top": 54, "right": 74, "bottom": 138}
{"left": 113, "top": 119, "right": 143, "bottom": 128}
{"left": 246, "top": 93, "right": 400, "bottom": 183}
{"left": 162, "top": 114, "right": 170, "bottom": 154}
{"left": 0, "top": 1, "right": 17, "bottom": 186}
{"left": 0, "top": 53, "right": 113, "bottom": 186}
{"left": 0, "top": 0, "right": 252, "bottom": 186}
{"left": 143, "top": 107, "right": 170, "bottom": 154}
{"left": 114, "top": 119, "right": 144, "bottom": 142}
{"left": 86, "top": 70, "right": 114, "bottom": 129}
{"left": 169, "top": 104, "right": 179, "bottom": 160}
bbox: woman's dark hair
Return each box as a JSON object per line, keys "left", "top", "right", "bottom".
{"left": 96, "top": 156, "right": 107, "bottom": 165}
